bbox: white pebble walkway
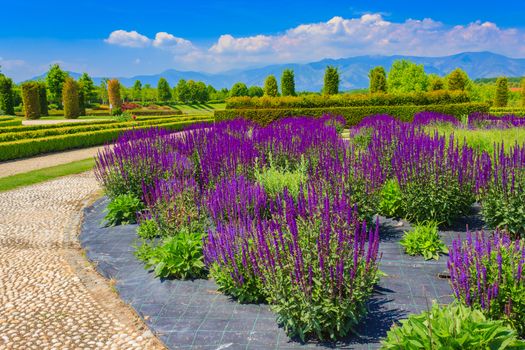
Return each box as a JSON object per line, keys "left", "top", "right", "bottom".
{"left": 0, "top": 173, "right": 163, "bottom": 349}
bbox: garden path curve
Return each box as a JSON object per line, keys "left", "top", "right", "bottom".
{"left": 0, "top": 173, "right": 163, "bottom": 349}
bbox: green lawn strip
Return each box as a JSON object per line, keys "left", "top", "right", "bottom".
{"left": 0, "top": 158, "right": 95, "bottom": 192}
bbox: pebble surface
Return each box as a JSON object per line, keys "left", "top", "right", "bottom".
{"left": 0, "top": 173, "right": 163, "bottom": 349}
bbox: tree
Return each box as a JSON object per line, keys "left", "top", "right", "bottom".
{"left": 494, "top": 77, "right": 509, "bottom": 107}
{"left": 21, "top": 82, "right": 41, "bottom": 119}
{"left": 107, "top": 79, "right": 122, "bottom": 112}
{"left": 323, "top": 66, "right": 339, "bottom": 95}
{"left": 98, "top": 80, "right": 108, "bottom": 104}
{"left": 157, "top": 77, "right": 172, "bottom": 102}
{"left": 132, "top": 80, "right": 142, "bottom": 101}
{"left": 387, "top": 60, "right": 429, "bottom": 93}
{"left": 521, "top": 78, "right": 525, "bottom": 107}
{"left": 447, "top": 68, "right": 470, "bottom": 91}
{"left": 175, "top": 79, "right": 190, "bottom": 103}
{"left": 264, "top": 75, "right": 279, "bottom": 97}
{"left": 368, "top": 66, "right": 387, "bottom": 93}
{"left": 0, "top": 74, "right": 15, "bottom": 115}
{"left": 248, "top": 86, "right": 264, "bottom": 97}
{"left": 429, "top": 74, "right": 445, "bottom": 91}
{"left": 46, "top": 64, "right": 68, "bottom": 105}
{"left": 37, "top": 82, "right": 49, "bottom": 116}
{"left": 230, "top": 82, "right": 249, "bottom": 97}
{"left": 78, "top": 73, "right": 96, "bottom": 104}
{"left": 62, "top": 78, "right": 80, "bottom": 119}
{"left": 281, "top": 69, "right": 296, "bottom": 96}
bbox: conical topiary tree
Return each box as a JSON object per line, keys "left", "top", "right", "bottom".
{"left": 37, "top": 82, "right": 49, "bottom": 116}
{"left": 63, "top": 78, "right": 80, "bottom": 119}
{"left": 281, "top": 69, "right": 296, "bottom": 96}
{"left": 369, "top": 66, "right": 387, "bottom": 93}
{"left": 494, "top": 77, "right": 509, "bottom": 108}
{"left": 107, "top": 79, "right": 122, "bottom": 113}
{"left": 323, "top": 66, "right": 339, "bottom": 95}
{"left": 264, "top": 75, "right": 279, "bottom": 97}
{"left": 21, "top": 82, "right": 41, "bottom": 119}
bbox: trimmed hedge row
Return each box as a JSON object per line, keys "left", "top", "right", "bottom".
{"left": 0, "top": 119, "right": 213, "bottom": 161}
{"left": 0, "top": 115, "right": 191, "bottom": 134}
{"left": 15, "top": 109, "right": 182, "bottom": 117}
{"left": 0, "top": 119, "right": 22, "bottom": 127}
{"left": 0, "top": 116, "right": 207, "bottom": 143}
{"left": 226, "top": 91, "right": 470, "bottom": 109}
{"left": 0, "top": 116, "right": 14, "bottom": 122}
{"left": 489, "top": 107, "right": 525, "bottom": 116}
{"left": 215, "top": 103, "right": 490, "bottom": 126}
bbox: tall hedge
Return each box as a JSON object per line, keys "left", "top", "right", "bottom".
{"left": 521, "top": 78, "right": 525, "bottom": 107}
{"left": 0, "top": 74, "right": 15, "bottom": 115}
{"left": 494, "top": 77, "right": 509, "bottom": 107}
{"left": 21, "top": 82, "right": 41, "bottom": 120}
{"left": 79, "top": 90, "right": 86, "bottom": 116}
{"left": 323, "top": 66, "right": 339, "bottom": 95}
{"left": 37, "top": 82, "right": 49, "bottom": 116}
{"left": 62, "top": 78, "right": 80, "bottom": 119}
{"left": 281, "top": 69, "right": 296, "bottom": 96}
{"left": 369, "top": 67, "right": 387, "bottom": 93}
{"left": 264, "top": 75, "right": 279, "bottom": 97}
{"left": 215, "top": 103, "right": 489, "bottom": 126}
{"left": 107, "top": 79, "right": 122, "bottom": 111}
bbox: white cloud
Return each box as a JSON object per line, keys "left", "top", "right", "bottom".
{"left": 105, "top": 30, "right": 151, "bottom": 48}
{"left": 104, "top": 15, "right": 525, "bottom": 72}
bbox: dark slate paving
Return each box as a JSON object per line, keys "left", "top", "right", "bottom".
{"left": 80, "top": 198, "right": 477, "bottom": 350}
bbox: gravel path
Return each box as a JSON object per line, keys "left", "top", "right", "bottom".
{"left": 0, "top": 147, "right": 102, "bottom": 178}
{"left": 0, "top": 173, "right": 164, "bottom": 349}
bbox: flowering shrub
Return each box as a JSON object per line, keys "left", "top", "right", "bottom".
{"left": 469, "top": 112, "right": 525, "bottom": 129}
{"left": 448, "top": 231, "right": 525, "bottom": 336}
{"left": 412, "top": 111, "right": 461, "bottom": 127}
{"left": 477, "top": 144, "right": 525, "bottom": 237}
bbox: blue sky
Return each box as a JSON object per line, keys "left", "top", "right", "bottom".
{"left": 1, "top": 1, "right": 525, "bottom": 81}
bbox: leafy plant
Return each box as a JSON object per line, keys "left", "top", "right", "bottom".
{"left": 104, "top": 193, "right": 143, "bottom": 226}
{"left": 379, "top": 179, "right": 403, "bottom": 218}
{"left": 381, "top": 302, "right": 525, "bottom": 349}
{"left": 135, "top": 230, "right": 206, "bottom": 279}
{"left": 254, "top": 155, "right": 307, "bottom": 199}
{"left": 448, "top": 231, "right": 525, "bottom": 337}
{"left": 137, "top": 219, "right": 160, "bottom": 239}
{"left": 400, "top": 221, "right": 448, "bottom": 260}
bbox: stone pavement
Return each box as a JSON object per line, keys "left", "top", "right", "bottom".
{"left": 0, "top": 173, "right": 164, "bottom": 349}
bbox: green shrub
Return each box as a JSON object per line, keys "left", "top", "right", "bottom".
{"left": 107, "top": 79, "right": 122, "bottom": 111}
{"left": 381, "top": 302, "right": 525, "bottom": 350}
{"left": 254, "top": 155, "right": 307, "bottom": 198}
{"left": 21, "top": 82, "right": 41, "bottom": 119}
{"left": 104, "top": 194, "right": 143, "bottom": 226}
{"left": 481, "top": 185, "right": 525, "bottom": 237}
{"left": 0, "top": 118, "right": 21, "bottom": 127}
{"left": 378, "top": 179, "right": 403, "bottom": 218}
{"left": 215, "top": 103, "right": 489, "bottom": 126}
{"left": 0, "top": 74, "right": 15, "bottom": 115}
{"left": 323, "top": 66, "right": 339, "bottom": 95}
{"left": 226, "top": 90, "right": 470, "bottom": 109}
{"left": 209, "top": 262, "right": 267, "bottom": 303}
{"left": 62, "top": 78, "right": 80, "bottom": 119}
{"left": 137, "top": 219, "right": 160, "bottom": 239}
{"left": 369, "top": 66, "right": 387, "bottom": 93}
{"left": 135, "top": 231, "right": 206, "bottom": 279}
{"left": 264, "top": 75, "right": 279, "bottom": 97}
{"left": 37, "top": 82, "right": 49, "bottom": 116}
{"left": 0, "top": 119, "right": 211, "bottom": 161}
{"left": 281, "top": 69, "right": 296, "bottom": 96}
{"left": 494, "top": 77, "right": 509, "bottom": 107}
{"left": 399, "top": 221, "right": 448, "bottom": 260}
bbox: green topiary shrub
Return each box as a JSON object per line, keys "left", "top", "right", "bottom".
{"left": 0, "top": 74, "right": 15, "bottom": 115}
{"left": 21, "top": 82, "right": 41, "bottom": 119}
{"left": 323, "top": 66, "right": 339, "bottom": 95}
{"left": 264, "top": 75, "right": 279, "bottom": 97}
{"left": 281, "top": 69, "right": 296, "bottom": 96}
{"left": 369, "top": 66, "right": 387, "bottom": 93}
{"left": 62, "top": 78, "right": 80, "bottom": 119}
{"left": 494, "top": 77, "right": 509, "bottom": 107}
{"left": 381, "top": 302, "right": 525, "bottom": 349}
{"left": 107, "top": 79, "right": 122, "bottom": 112}
{"left": 37, "top": 82, "right": 49, "bottom": 116}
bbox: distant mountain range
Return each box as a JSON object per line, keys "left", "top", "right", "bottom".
{"left": 29, "top": 52, "right": 525, "bottom": 91}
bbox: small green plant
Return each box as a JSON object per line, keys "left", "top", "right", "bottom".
{"left": 137, "top": 219, "right": 160, "bottom": 239}
{"left": 400, "top": 221, "right": 448, "bottom": 260}
{"left": 209, "top": 263, "right": 267, "bottom": 304}
{"left": 379, "top": 179, "right": 403, "bottom": 218}
{"left": 135, "top": 231, "right": 206, "bottom": 279}
{"left": 381, "top": 302, "right": 525, "bottom": 349}
{"left": 254, "top": 155, "right": 307, "bottom": 198}
{"left": 104, "top": 194, "right": 143, "bottom": 226}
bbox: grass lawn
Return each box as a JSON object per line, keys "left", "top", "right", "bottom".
{"left": 176, "top": 103, "right": 226, "bottom": 116}
{"left": 0, "top": 158, "right": 95, "bottom": 192}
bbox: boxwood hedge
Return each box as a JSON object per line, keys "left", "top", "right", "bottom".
{"left": 0, "top": 119, "right": 213, "bottom": 161}
{"left": 215, "top": 103, "right": 490, "bottom": 126}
